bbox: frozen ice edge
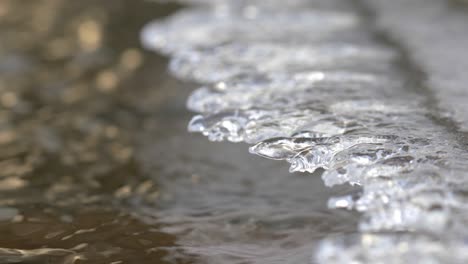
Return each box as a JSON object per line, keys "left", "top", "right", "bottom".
{"left": 142, "top": 0, "right": 468, "bottom": 263}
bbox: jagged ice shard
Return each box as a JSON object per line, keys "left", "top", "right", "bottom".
{"left": 142, "top": 0, "right": 468, "bottom": 263}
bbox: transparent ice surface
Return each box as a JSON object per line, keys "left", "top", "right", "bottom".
{"left": 142, "top": 10, "right": 361, "bottom": 55}
{"left": 169, "top": 42, "right": 396, "bottom": 83}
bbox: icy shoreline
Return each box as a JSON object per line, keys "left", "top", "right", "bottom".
{"left": 142, "top": 0, "right": 468, "bottom": 262}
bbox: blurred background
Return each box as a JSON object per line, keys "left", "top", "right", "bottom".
{"left": 0, "top": 1, "right": 191, "bottom": 263}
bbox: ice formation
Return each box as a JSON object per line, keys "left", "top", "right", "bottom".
{"left": 142, "top": 0, "right": 468, "bottom": 262}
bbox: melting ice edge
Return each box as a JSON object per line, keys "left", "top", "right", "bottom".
{"left": 142, "top": 0, "right": 468, "bottom": 263}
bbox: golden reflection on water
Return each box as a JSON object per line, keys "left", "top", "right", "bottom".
{"left": 0, "top": 0, "right": 188, "bottom": 263}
